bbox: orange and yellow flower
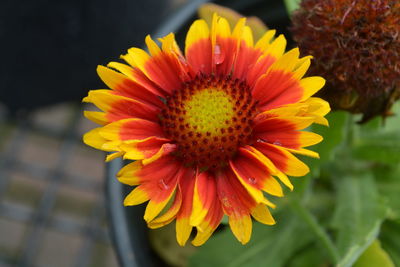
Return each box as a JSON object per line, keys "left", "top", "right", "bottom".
{"left": 83, "top": 14, "right": 330, "bottom": 246}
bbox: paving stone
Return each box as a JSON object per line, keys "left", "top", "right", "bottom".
{"left": 66, "top": 144, "right": 105, "bottom": 182}
{"left": 1, "top": 102, "right": 115, "bottom": 266}
{"left": 18, "top": 133, "right": 61, "bottom": 169}
{"left": 31, "top": 103, "right": 75, "bottom": 133}
{"left": 52, "top": 184, "right": 99, "bottom": 223}
{"left": 0, "top": 217, "right": 27, "bottom": 259}
{"left": 34, "top": 230, "right": 83, "bottom": 267}
{"left": 3, "top": 170, "right": 48, "bottom": 208}
{"left": 91, "top": 242, "right": 118, "bottom": 267}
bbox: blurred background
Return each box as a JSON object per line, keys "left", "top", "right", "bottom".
{"left": 0, "top": 0, "right": 291, "bottom": 266}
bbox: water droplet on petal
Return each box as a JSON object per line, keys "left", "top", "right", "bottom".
{"left": 158, "top": 179, "right": 169, "bottom": 190}
{"left": 214, "top": 44, "right": 225, "bottom": 65}
{"left": 257, "top": 138, "right": 267, "bottom": 143}
{"left": 248, "top": 177, "right": 257, "bottom": 184}
{"left": 273, "top": 141, "right": 282, "bottom": 146}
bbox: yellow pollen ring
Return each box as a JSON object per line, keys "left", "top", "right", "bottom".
{"left": 184, "top": 89, "right": 234, "bottom": 134}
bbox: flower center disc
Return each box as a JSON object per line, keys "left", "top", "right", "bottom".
{"left": 161, "top": 75, "right": 258, "bottom": 170}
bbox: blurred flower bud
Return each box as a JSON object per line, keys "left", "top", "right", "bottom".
{"left": 198, "top": 3, "right": 268, "bottom": 40}
{"left": 291, "top": 0, "right": 400, "bottom": 122}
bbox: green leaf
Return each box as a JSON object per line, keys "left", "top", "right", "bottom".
{"left": 374, "top": 164, "right": 400, "bottom": 220}
{"left": 353, "top": 240, "right": 394, "bottom": 267}
{"left": 283, "top": 0, "right": 301, "bottom": 15}
{"left": 352, "top": 132, "right": 400, "bottom": 164}
{"left": 332, "top": 174, "right": 387, "bottom": 267}
{"left": 383, "top": 102, "right": 400, "bottom": 132}
{"left": 189, "top": 213, "right": 313, "bottom": 267}
{"left": 380, "top": 220, "right": 400, "bottom": 266}
{"left": 312, "top": 111, "right": 347, "bottom": 165}
{"left": 285, "top": 243, "right": 327, "bottom": 267}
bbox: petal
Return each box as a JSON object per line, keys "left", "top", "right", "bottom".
{"left": 241, "top": 145, "right": 293, "bottom": 191}
{"left": 214, "top": 35, "right": 239, "bottom": 76}
{"left": 263, "top": 34, "right": 287, "bottom": 59}
{"left": 254, "top": 142, "right": 310, "bottom": 177}
{"left": 120, "top": 137, "right": 173, "bottom": 162}
{"left": 83, "top": 127, "right": 109, "bottom": 151}
{"left": 306, "top": 97, "right": 330, "bottom": 117}
{"left": 254, "top": 103, "right": 310, "bottom": 119}
{"left": 299, "top": 77, "right": 326, "bottom": 101}
{"left": 83, "top": 90, "right": 160, "bottom": 122}
{"left": 301, "top": 97, "right": 331, "bottom": 126}
{"left": 118, "top": 155, "right": 180, "bottom": 184}
{"left": 255, "top": 130, "right": 323, "bottom": 149}
{"left": 210, "top": 13, "right": 232, "bottom": 74}
{"left": 232, "top": 147, "right": 285, "bottom": 196}
{"left": 229, "top": 157, "right": 267, "bottom": 202}
{"left": 122, "top": 156, "right": 182, "bottom": 222}
{"left": 141, "top": 143, "right": 177, "bottom": 166}
{"left": 190, "top": 172, "right": 217, "bottom": 227}
{"left": 99, "top": 118, "right": 164, "bottom": 142}
{"left": 214, "top": 17, "right": 246, "bottom": 76}
{"left": 267, "top": 48, "right": 301, "bottom": 73}
{"left": 176, "top": 217, "right": 192, "bottom": 247}
{"left": 240, "top": 25, "right": 254, "bottom": 47}
{"left": 124, "top": 36, "right": 188, "bottom": 94}
{"left": 107, "top": 62, "right": 167, "bottom": 99}
{"left": 175, "top": 168, "right": 196, "bottom": 246}
{"left": 232, "top": 42, "right": 263, "bottom": 81}
{"left": 185, "top": 20, "right": 212, "bottom": 75}
{"left": 253, "top": 116, "right": 315, "bottom": 135}
{"left": 105, "top": 151, "right": 124, "bottom": 162}
{"left": 83, "top": 127, "right": 122, "bottom": 153}
{"left": 285, "top": 147, "right": 320, "bottom": 159}
{"left": 229, "top": 215, "right": 252, "bottom": 245}
{"left": 148, "top": 190, "right": 182, "bottom": 229}
{"left": 144, "top": 188, "right": 177, "bottom": 223}
{"left": 124, "top": 186, "right": 149, "bottom": 206}
{"left": 254, "top": 99, "right": 329, "bottom": 121}
{"left": 145, "top": 35, "right": 161, "bottom": 56}
{"left": 251, "top": 48, "right": 325, "bottom": 110}
{"left": 96, "top": 65, "right": 164, "bottom": 107}
{"left": 192, "top": 198, "right": 223, "bottom": 246}
{"left": 252, "top": 70, "right": 303, "bottom": 111}
{"left": 215, "top": 168, "right": 258, "bottom": 244}
{"left": 251, "top": 204, "right": 275, "bottom": 225}
{"left": 83, "top": 111, "right": 108, "bottom": 125}
{"left": 253, "top": 103, "right": 326, "bottom": 149}
{"left": 117, "top": 161, "right": 142, "bottom": 186}
{"left": 292, "top": 56, "right": 312, "bottom": 80}
{"left": 254, "top": 29, "right": 276, "bottom": 50}
{"left": 246, "top": 54, "right": 276, "bottom": 88}
{"left": 243, "top": 29, "right": 279, "bottom": 86}
{"left": 185, "top": 20, "right": 210, "bottom": 54}
{"left": 159, "top": 33, "right": 185, "bottom": 56}
{"left": 216, "top": 169, "right": 257, "bottom": 216}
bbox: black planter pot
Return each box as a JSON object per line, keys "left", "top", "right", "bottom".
{"left": 106, "top": 1, "right": 290, "bottom": 266}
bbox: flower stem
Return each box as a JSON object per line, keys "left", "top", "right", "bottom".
{"left": 291, "top": 201, "right": 340, "bottom": 264}
{"left": 343, "top": 113, "right": 355, "bottom": 148}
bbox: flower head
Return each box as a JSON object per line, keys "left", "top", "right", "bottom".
{"left": 291, "top": 0, "right": 400, "bottom": 122}
{"left": 83, "top": 14, "right": 329, "bottom": 246}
